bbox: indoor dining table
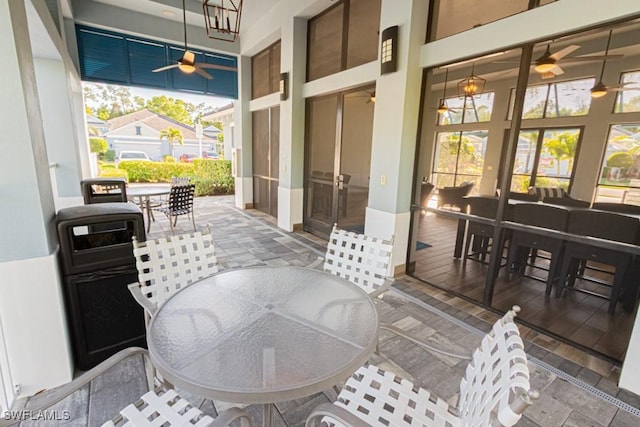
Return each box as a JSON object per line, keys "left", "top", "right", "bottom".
{"left": 147, "top": 266, "right": 379, "bottom": 427}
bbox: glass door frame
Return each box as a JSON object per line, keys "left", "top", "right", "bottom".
{"left": 303, "top": 85, "right": 375, "bottom": 237}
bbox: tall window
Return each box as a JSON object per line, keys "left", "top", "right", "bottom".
{"left": 614, "top": 70, "right": 640, "bottom": 113}
{"left": 432, "top": 131, "right": 488, "bottom": 188}
{"left": 510, "top": 128, "right": 582, "bottom": 192}
{"left": 508, "top": 78, "right": 594, "bottom": 119}
{"left": 252, "top": 41, "right": 281, "bottom": 99}
{"left": 598, "top": 124, "right": 640, "bottom": 188}
{"left": 307, "top": 0, "right": 381, "bottom": 81}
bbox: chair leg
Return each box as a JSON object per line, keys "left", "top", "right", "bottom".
{"left": 462, "top": 229, "right": 474, "bottom": 266}
{"left": 191, "top": 212, "right": 196, "bottom": 231}
{"left": 556, "top": 254, "right": 572, "bottom": 298}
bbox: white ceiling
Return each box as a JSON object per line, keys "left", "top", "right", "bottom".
{"left": 82, "top": 0, "right": 281, "bottom": 36}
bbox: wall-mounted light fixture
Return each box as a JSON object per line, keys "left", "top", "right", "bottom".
{"left": 380, "top": 26, "right": 398, "bottom": 75}
{"left": 279, "top": 72, "right": 289, "bottom": 100}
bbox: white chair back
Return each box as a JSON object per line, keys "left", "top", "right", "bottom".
{"left": 458, "top": 306, "right": 533, "bottom": 426}
{"left": 132, "top": 228, "right": 218, "bottom": 310}
{"left": 323, "top": 224, "right": 394, "bottom": 295}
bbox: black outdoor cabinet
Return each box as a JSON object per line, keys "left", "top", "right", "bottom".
{"left": 81, "top": 178, "right": 128, "bottom": 204}
{"left": 56, "top": 202, "right": 146, "bottom": 370}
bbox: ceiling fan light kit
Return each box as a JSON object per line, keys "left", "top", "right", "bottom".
{"left": 203, "top": 0, "right": 242, "bottom": 42}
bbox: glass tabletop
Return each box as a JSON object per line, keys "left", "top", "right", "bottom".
{"left": 147, "top": 266, "right": 379, "bottom": 404}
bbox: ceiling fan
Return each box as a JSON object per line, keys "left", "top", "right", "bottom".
{"left": 432, "top": 68, "right": 473, "bottom": 114}
{"left": 532, "top": 42, "right": 623, "bottom": 78}
{"left": 354, "top": 90, "right": 376, "bottom": 103}
{"left": 589, "top": 30, "right": 638, "bottom": 98}
{"left": 152, "top": 0, "right": 237, "bottom": 79}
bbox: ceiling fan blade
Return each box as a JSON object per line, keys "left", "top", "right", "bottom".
{"left": 198, "top": 63, "right": 238, "bottom": 71}
{"left": 550, "top": 45, "right": 580, "bottom": 60}
{"left": 152, "top": 64, "right": 179, "bottom": 72}
{"left": 561, "top": 54, "right": 624, "bottom": 63}
{"left": 194, "top": 66, "right": 213, "bottom": 80}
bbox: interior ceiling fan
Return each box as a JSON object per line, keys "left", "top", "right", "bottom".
{"left": 589, "top": 29, "right": 638, "bottom": 98}
{"left": 354, "top": 90, "right": 376, "bottom": 103}
{"left": 152, "top": 0, "right": 237, "bottom": 79}
{"left": 533, "top": 41, "right": 623, "bottom": 79}
{"left": 432, "top": 68, "right": 473, "bottom": 114}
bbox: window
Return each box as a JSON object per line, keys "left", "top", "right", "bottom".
{"left": 598, "top": 124, "right": 640, "bottom": 187}
{"left": 432, "top": 130, "right": 488, "bottom": 189}
{"left": 437, "top": 93, "right": 495, "bottom": 125}
{"left": 135, "top": 125, "right": 141, "bottom": 135}
{"left": 429, "top": 0, "right": 556, "bottom": 41}
{"left": 614, "top": 70, "right": 640, "bottom": 113}
{"left": 251, "top": 41, "right": 281, "bottom": 99}
{"left": 307, "top": 0, "right": 381, "bottom": 81}
{"left": 508, "top": 78, "right": 594, "bottom": 119}
{"left": 510, "top": 128, "right": 582, "bottom": 192}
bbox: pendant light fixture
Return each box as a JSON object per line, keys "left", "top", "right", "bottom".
{"left": 202, "top": 0, "right": 243, "bottom": 42}
{"left": 457, "top": 63, "right": 486, "bottom": 97}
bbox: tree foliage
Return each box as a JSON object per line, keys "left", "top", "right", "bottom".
{"left": 89, "top": 137, "right": 108, "bottom": 154}
{"left": 160, "top": 127, "right": 184, "bottom": 157}
{"left": 544, "top": 131, "right": 578, "bottom": 174}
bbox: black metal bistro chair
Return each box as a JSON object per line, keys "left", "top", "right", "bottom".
{"left": 153, "top": 184, "right": 196, "bottom": 233}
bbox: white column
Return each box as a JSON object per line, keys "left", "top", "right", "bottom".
{"left": 234, "top": 56, "right": 254, "bottom": 209}
{"left": 0, "top": 0, "right": 73, "bottom": 399}
{"left": 365, "top": 0, "right": 429, "bottom": 273}
{"left": 277, "top": 17, "right": 307, "bottom": 231}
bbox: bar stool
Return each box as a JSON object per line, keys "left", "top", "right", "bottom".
{"left": 556, "top": 210, "right": 640, "bottom": 314}
{"left": 506, "top": 203, "right": 569, "bottom": 295}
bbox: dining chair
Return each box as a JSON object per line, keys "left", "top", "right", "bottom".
{"left": 17, "top": 347, "right": 252, "bottom": 427}
{"left": 591, "top": 202, "right": 640, "bottom": 215}
{"left": 152, "top": 183, "right": 196, "bottom": 232}
{"left": 310, "top": 223, "right": 394, "bottom": 298}
{"left": 129, "top": 226, "right": 218, "bottom": 320}
{"left": 506, "top": 203, "right": 570, "bottom": 295}
{"left": 556, "top": 210, "right": 640, "bottom": 314}
{"left": 306, "top": 306, "right": 538, "bottom": 427}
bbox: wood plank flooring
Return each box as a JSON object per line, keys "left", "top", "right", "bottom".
{"left": 411, "top": 211, "right": 638, "bottom": 362}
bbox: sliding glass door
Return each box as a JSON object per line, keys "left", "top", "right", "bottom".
{"left": 304, "top": 86, "right": 374, "bottom": 236}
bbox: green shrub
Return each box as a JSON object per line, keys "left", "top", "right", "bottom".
{"left": 99, "top": 161, "right": 115, "bottom": 170}
{"left": 163, "top": 155, "right": 177, "bottom": 162}
{"left": 99, "top": 168, "right": 128, "bottom": 180}
{"left": 104, "top": 149, "right": 116, "bottom": 162}
{"left": 117, "top": 160, "right": 233, "bottom": 196}
{"left": 606, "top": 152, "right": 634, "bottom": 168}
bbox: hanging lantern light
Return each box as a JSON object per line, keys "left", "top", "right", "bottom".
{"left": 457, "top": 63, "right": 486, "bottom": 97}
{"left": 202, "top": 0, "right": 243, "bottom": 42}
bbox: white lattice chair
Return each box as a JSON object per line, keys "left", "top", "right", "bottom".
{"left": 128, "top": 226, "right": 218, "bottom": 320}
{"left": 306, "top": 306, "right": 538, "bottom": 427}
{"left": 310, "top": 224, "right": 395, "bottom": 298}
{"left": 8, "top": 347, "right": 252, "bottom": 427}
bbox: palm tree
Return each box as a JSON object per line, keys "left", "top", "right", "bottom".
{"left": 159, "top": 127, "right": 184, "bottom": 158}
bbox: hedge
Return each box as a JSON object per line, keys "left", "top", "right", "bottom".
{"left": 114, "top": 160, "right": 234, "bottom": 196}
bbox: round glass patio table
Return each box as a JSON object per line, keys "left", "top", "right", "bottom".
{"left": 147, "top": 265, "right": 379, "bottom": 427}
